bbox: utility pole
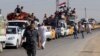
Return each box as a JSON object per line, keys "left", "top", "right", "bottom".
{"left": 56, "top": 0, "right": 59, "bottom": 11}
{"left": 85, "top": 8, "right": 87, "bottom": 19}
{"left": 0, "top": 9, "right": 1, "bottom": 14}
{"left": 67, "top": 0, "right": 69, "bottom": 8}
{"left": 85, "top": 8, "right": 88, "bottom": 22}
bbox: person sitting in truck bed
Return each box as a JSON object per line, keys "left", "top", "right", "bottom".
{"left": 14, "top": 5, "right": 21, "bottom": 14}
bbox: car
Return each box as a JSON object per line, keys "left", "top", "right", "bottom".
{"left": 45, "top": 26, "right": 56, "bottom": 40}
{"left": 6, "top": 26, "right": 22, "bottom": 48}
{"left": 8, "top": 20, "right": 30, "bottom": 37}
{"left": 56, "top": 20, "right": 68, "bottom": 38}
{"left": 67, "top": 26, "right": 74, "bottom": 35}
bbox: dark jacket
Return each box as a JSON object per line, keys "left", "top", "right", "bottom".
{"left": 23, "top": 26, "right": 39, "bottom": 46}
{"left": 15, "top": 7, "right": 21, "bottom": 13}
{"left": 73, "top": 25, "right": 78, "bottom": 34}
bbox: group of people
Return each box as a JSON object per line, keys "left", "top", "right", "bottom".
{"left": 14, "top": 5, "right": 24, "bottom": 14}
{"left": 22, "top": 20, "right": 93, "bottom": 56}
{"left": 73, "top": 21, "right": 93, "bottom": 39}
{"left": 14, "top": 5, "right": 39, "bottom": 22}
{"left": 43, "top": 7, "right": 77, "bottom": 28}
{"left": 17, "top": 5, "right": 94, "bottom": 56}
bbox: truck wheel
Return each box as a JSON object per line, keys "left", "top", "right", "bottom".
{"left": 0, "top": 43, "right": 3, "bottom": 53}
{"left": 15, "top": 40, "right": 19, "bottom": 49}
{"left": 64, "top": 33, "right": 67, "bottom": 37}
{"left": 56, "top": 34, "right": 59, "bottom": 39}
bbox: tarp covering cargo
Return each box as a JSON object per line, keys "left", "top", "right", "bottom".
{"left": 7, "top": 12, "right": 29, "bottom": 20}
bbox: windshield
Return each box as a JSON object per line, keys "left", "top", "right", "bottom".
{"left": 58, "top": 23, "right": 65, "bottom": 28}
{"left": 6, "top": 28, "right": 16, "bottom": 34}
{"left": 8, "top": 22, "right": 27, "bottom": 29}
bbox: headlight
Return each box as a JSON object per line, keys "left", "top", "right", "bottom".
{"left": 8, "top": 37, "right": 15, "bottom": 40}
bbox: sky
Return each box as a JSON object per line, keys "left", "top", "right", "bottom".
{"left": 0, "top": 0, "right": 100, "bottom": 22}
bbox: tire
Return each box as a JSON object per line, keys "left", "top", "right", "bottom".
{"left": 0, "top": 43, "right": 3, "bottom": 53}
{"left": 56, "top": 33, "right": 60, "bottom": 39}
{"left": 15, "top": 40, "right": 19, "bottom": 49}
{"left": 47, "top": 38, "right": 51, "bottom": 41}
{"left": 64, "top": 32, "right": 67, "bottom": 37}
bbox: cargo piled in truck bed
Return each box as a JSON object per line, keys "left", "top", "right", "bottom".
{"left": 7, "top": 12, "right": 30, "bottom": 20}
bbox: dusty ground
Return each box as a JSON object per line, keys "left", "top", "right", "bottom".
{"left": 0, "top": 29, "right": 100, "bottom": 56}
{"left": 79, "top": 32, "right": 100, "bottom": 56}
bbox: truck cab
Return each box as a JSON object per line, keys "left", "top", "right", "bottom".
{"left": 56, "top": 20, "right": 67, "bottom": 37}
{"left": 8, "top": 20, "right": 30, "bottom": 38}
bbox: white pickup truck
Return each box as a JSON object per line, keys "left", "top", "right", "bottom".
{"left": 8, "top": 20, "right": 30, "bottom": 38}
{"left": 56, "top": 20, "right": 68, "bottom": 38}
{"left": 0, "top": 14, "right": 7, "bottom": 52}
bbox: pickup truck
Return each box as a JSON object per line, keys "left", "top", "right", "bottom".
{"left": 56, "top": 20, "right": 68, "bottom": 38}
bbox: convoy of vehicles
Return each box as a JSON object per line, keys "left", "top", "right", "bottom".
{"left": 0, "top": 5, "right": 97, "bottom": 53}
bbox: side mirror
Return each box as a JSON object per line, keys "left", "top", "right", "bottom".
{"left": 18, "top": 32, "right": 21, "bottom": 34}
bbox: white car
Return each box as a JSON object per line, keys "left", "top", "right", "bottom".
{"left": 56, "top": 20, "right": 68, "bottom": 37}
{"left": 39, "top": 26, "right": 54, "bottom": 39}
{"left": 8, "top": 20, "right": 30, "bottom": 37}
{"left": 6, "top": 26, "right": 22, "bottom": 48}
{"left": 45, "top": 26, "right": 52, "bottom": 39}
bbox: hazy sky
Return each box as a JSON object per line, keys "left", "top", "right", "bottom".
{"left": 0, "top": 0, "right": 100, "bottom": 22}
